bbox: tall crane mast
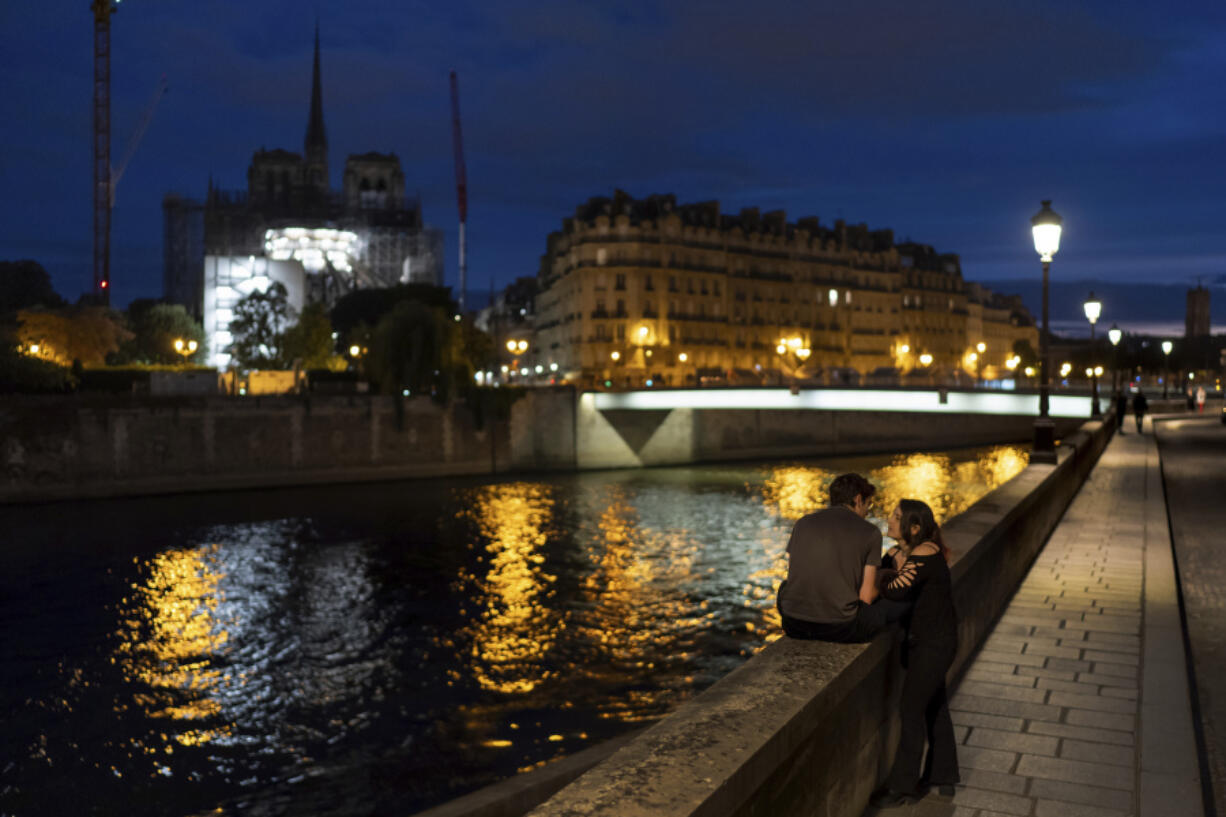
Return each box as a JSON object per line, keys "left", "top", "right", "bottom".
{"left": 449, "top": 71, "right": 467, "bottom": 313}
{"left": 92, "top": 0, "right": 118, "bottom": 304}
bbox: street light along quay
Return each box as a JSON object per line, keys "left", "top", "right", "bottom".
{"left": 1162, "top": 340, "right": 1173, "bottom": 398}
{"left": 1108, "top": 324, "right": 1122, "bottom": 393}
{"left": 1030, "top": 200, "right": 1063, "bottom": 463}
{"left": 173, "top": 338, "right": 198, "bottom": 361}
{"left": 1083, "top": 292, "right": 1102, "bottom": 418}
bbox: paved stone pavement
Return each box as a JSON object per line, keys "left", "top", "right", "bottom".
{"left": 865, "top": 418, "right": 1204, "bottom": 817}
{"left": 1155, "top": 415, "right": 1226, "bottom": 815}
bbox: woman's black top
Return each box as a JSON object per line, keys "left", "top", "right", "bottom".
{"left": 881, "top": 549, "right": 958, "bottom": 650}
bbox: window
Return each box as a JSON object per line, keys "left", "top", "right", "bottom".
{"left": 615, "top": 273, "right": 626, "bottom": 290}
{"left": 616, "top": 299, "right": 626, "bottom": 315}
{"left": 645, "top": 275, "right": 654, "bottom": 291}
{"left": 700, "top": 279, "right": 708, "bottom": 295}
{"left": 596, "top": 248, "right": 607, "bottom": 265}
{"left": 616, "top": 324, "right": 625, "bottom": 340}
{"left": 714, "top": 281, "right": 722, "bottom": 296}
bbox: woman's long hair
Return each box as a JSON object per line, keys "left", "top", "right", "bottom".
{"left": 898, "top": 499, "right": 950, "bottom": 563}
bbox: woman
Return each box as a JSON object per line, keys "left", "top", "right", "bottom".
{"left": 870, "top": 499, "right": 959, "bottom": 808}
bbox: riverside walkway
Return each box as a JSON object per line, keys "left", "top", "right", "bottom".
{"left": 868, "top": 417, "right": 1206, "bottom": 817}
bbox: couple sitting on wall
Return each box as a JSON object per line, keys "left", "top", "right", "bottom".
{"left": 776, "top": 473, "right": 960, "bottom": 809}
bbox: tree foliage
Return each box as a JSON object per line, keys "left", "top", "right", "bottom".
{"left": 330, "top": 284, "right": 455, "bottom": 344}
{"left": 15, "top": 306, "right": 132, "bottom": 367}
{"left": 226, "top": 283, "right": 295, "bottom": 368}
{"left": 118, "top": 302, "right": 206, "bottom": 364}
{"left": 0, "top": 260, "right": 66, "bottom": 315}
{"left": 281, "top": 302, "right": 340, "bottom": 370}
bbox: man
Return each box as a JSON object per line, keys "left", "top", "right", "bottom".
{"left": 1133, "top": 389, "right": 1149, "bottom": 434}
{"left": 777, "top": 472, "right": 893, "bottom": 643}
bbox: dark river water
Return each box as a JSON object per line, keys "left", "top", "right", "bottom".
{"left": 0, "top": 444, "right": 1028, "bottom": 817}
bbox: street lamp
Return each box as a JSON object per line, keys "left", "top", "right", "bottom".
{"left": 1030, "top": 199, "right": 1063, "bottom": 463}
{"left": 1162, "top": 340, "right": 1173, "bottom": 398}
{"left": 173, "top": 338, "right": 198, "bottom": 361}
{"left": 1108, "top": 323, "right": 1122, "bottom": 394}
{"left": 1083, "top": 292, "right": 1102, "bottom": 418}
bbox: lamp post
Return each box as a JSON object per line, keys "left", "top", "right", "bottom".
{"left": 1162, "top": 340, "right": 1173, "bottom": 398}
{"left": 173, "top": 338, "right": 198, "bottom": 362}
{"left": 1083, "top": 292, "right": 1102, "bottom": 418}
{"left": 1108, "top": 323, "right": 1122, "bottom": 394}
{"left": 1030, "top": 200, "right": 1063, "bottom": 463}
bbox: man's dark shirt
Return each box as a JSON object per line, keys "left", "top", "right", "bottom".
{"left": 780, "top": 506, "right": 882, "bottom": 623}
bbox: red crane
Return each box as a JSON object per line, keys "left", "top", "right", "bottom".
{"left": 450, "top": 71, "right": 467, "bottom": 312}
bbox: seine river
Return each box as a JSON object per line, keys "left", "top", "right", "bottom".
{"left": 0, "top": 444, "right": 1027, "bottom": 816}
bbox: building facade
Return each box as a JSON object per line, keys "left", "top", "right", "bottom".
{"left": 162, "top": 28, "right": 443, "bottom": 366}
{"left": 532, "top": 191, "right": 1037, "bottom": 387}
{"left": 1186, "top": 285, "right": 1210, "bottom": 337}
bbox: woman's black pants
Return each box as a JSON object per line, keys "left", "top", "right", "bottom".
{"left": 887, "top": 643, "right": 959, "bottom": 794}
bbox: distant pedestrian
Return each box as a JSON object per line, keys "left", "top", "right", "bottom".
{"left": 1133, "top": 389, "right": 1149, "bottom": 433}
{"left": 1197, "top": 386, "right": 1207, "bottom": 413}
{"left": 1114, "top": 390, "right": 1127, "bottom": 434}
{"left": 1186, "top": 385, "right": 1196, "bottom": 411}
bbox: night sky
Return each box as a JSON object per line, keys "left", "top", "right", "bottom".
{"left": 3, "top": 0, "right": 1225, "bottom": 333}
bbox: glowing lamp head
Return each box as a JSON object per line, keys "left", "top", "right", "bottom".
{"left": 1162, "top": 340, "right": 1173, "bottom": 355}
{"left": 506, "top": 340, "right": 517, "bottom": 352}
{"left": 976, "top": 342, "right": 986, "bottom": 354}
{"left": 796, "top": 348, "right": 811, "bottom": 360}
{"left": 899, "top": 344, "right": 910, "bottom": 355}
{"left": 1030, "top": 200, "right": 1063, "bottom": 262}
{"left": 1095, "top": 366, "right": 1104, "bottom": 376}
{"left": 174, "top": 339, "right": 184, "bottom": 352}
{"left": 29, "top": 343, "right": 40, "bottom": 354}
{"left": 349, "top": 344, "right": 361, "bottom": 357}
{"left": 611, "top": 351, "right": 620, "bottom": 361}
{"left": 637, "top": 326, "right": 648, "bottom": 339}
{"left": 919, "top": 353, "right": 933, "bottom": 366}
{"left": 517, "top": 340, "right": 528, "bottom": 353}
{"left": 1108, "top": 324, "right": 1122, "bottom": 346}
{"left": 1083, "top": 292, "right": 1102, "bottom": 325}
{"left": 828, "top": 288, "right": 838, "bottom": 307}
{"left": 776, "top": 344, "right": 787, "bottom": 355}
{"left": 678, "top": 352, "right": 688, "bottom": 363}
{"left": 787, "top": 337, "right": 802, "bottom": 350}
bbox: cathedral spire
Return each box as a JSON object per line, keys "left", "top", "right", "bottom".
{"left": 304, "top": 21, "right": 329, "bottom": 190}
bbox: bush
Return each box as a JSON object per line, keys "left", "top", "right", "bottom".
{"left": 0, "top": 351, "right": 77, "bottom": 393}
{"left": 76, "top": 365, "right": 215, "bottom": 393}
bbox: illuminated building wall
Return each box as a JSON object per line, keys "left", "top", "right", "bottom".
{"left": 533, "top": 192, "right": 1037, "bottom": 387}
{"left": 202, "top": 256, "right": 306, "bottom": 369}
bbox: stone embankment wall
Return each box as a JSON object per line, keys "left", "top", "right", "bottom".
{"left": 2, "top": 388, "right": 1085, "bottom": 503}
{"left": 0, "top": 394, "right": 510, "bottom": 503}
{"left": 414, "top": 417, "right": 1113, "bottom": 817}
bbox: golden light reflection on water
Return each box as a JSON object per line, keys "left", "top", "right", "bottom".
{"left": 578, "top": 490, "right": 698, "bottom": 722}
{"left": 453, "top": 483, "right": 563, "bottom": 695}
{"left": 113, "top": 544, "right": 233, "bottom": 748}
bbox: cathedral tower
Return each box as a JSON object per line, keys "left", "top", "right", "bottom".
{"left": 303, "top": 23, "right": 329, "bottom": 193}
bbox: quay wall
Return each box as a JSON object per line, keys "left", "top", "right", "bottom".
{"left": 413, "top": 416, "right": 1113, "bottom": 817}
{"left": 2, "top": 389, "right": 1084, "bottom": 503}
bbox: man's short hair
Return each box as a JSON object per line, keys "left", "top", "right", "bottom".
{"left": 829, "top": 473, "right": 875, "bottom": 508}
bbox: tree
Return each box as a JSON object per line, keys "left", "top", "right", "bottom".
{"left": 1012, "top": 338, "right": 1038, "bottom": 371}
{"left": 281, "top": 302, "right": 341, "bottom": 370}
{"left": 0, "top": 260, "right": 66, "bottom": 315}
{"left": 367, "top": 301, "right": 451, "bottom": 397}
{"left": 330, "top": 283, "right": 455, "bottom": 346}
{"left": 16, "top": 306, "right": 131, "bottom": 367}
{"left": 226, "top": 283, "right": 295, "bottom": 368}
{"left": 118, "top": 302, "right": 206, "bottom": 364}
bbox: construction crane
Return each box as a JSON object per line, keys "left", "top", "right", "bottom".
{"left": 92, "top": 0, "right": 118, "bottom": 303}
{"left": 449, "top": 71, "right": 467, "bottom": 313}
{"left": 111, "top": 74, "right": 168, "bottom": 206}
